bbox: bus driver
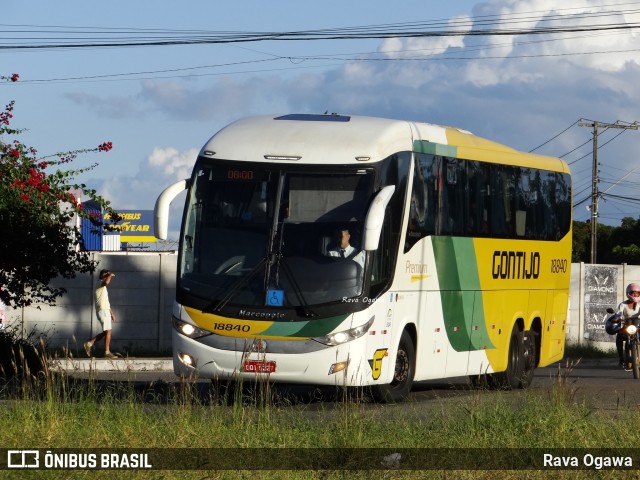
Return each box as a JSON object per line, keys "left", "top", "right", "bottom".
{"left": 327, "top": 228, "right": 364, "bottom": 268}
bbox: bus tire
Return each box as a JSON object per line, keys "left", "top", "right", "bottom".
{"left": 520, "top": 330, "right": 537, "bottom": 388}
{"left": 490, "top": 325, "right": 525, "bottom": 390}
{"left": 371, "top": 331, "right": 415, "bottom": 403}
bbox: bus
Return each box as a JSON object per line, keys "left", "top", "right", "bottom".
{"left": 154, "top": 113, "right": 571, "bottom": 402}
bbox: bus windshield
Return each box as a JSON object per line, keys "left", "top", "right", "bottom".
{"left": 179, "top": 161, "right": 375, "bottom": 310}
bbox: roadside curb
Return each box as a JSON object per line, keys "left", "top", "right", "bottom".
{"left": 48, "top": 356, "right": 616, "bottom": 374}
{"left": 51, "top": 357, "right": 173, "bottom": 373}
{"left": 542, "top": 357, "right": 620, "bottom": 371}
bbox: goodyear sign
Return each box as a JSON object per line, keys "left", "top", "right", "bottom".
{"left": 104, "top": 210, "right": 156, "bottom": 243}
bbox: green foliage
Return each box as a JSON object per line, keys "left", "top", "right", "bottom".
{"left": 0, "top": 74, "right": 118, "bottom": 308}
{"left": 0, "top": 327, "right": 45, "bottom": 382}
{"left": 612, "top": 243, "right": 640, "bottom": 263}
{"left": 571, "top": 220, "right": 590, "bottom": 262}
{"left": 572, "top": 217, "right": 640, "bottom": 264}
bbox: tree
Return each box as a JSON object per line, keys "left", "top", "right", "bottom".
{"left": 572, "top": 220, "right": 590, "bottom": 263}
{"left": 0, "top": 73, "right": 118, "bottom": 308}
{"left": 572, "top": 217, "right": 640, "bottom": 264}
{"left": 612, "top": 244, "right": 640, "bottom": 264}
{"left": 606, "top": 216, "right": 640, "bottom": 264}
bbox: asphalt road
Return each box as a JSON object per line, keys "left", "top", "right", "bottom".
{"left": 411, "top": 358, "right": 640, "bottom": 410}
{"left": 59, "top": 357, "right": 640, "bottom": 408}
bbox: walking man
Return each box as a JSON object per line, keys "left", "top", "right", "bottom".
{"left": 84, "top": 269, "right": 118, "bottom": 358}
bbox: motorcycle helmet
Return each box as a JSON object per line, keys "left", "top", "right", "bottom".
{"left": 605, "top": 315, "right": 622, "bottom": 335}
{"left": 627, "top": 283, "right": 640, "bottom": 302}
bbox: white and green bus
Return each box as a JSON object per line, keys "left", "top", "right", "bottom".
{"left": 155, "top": 114, "right": 571, "bottom": 402}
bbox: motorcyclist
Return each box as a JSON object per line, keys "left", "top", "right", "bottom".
{"left": 606, "top": 282, "right": 640, "bottom": 370}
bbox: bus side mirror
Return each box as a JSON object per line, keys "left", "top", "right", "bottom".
{"left": 363, "top": 185, "right": 395, "bottom": 251}
{"left": 154, "top": 179, "right": 190, "bottom": 240}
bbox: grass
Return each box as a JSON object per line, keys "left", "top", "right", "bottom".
{"left": 0, "top": 360, "right": 638, "bottom": 480}
{"left": 0, "top": 332, "right": 630, "bottom": 479}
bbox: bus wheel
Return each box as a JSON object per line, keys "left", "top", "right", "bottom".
{"left": 371, "top": 331, "right": 415, "bottom": 403}
{"left": 520, "top": 330, "right": 537, "bottom": 388}
{"left": 490, "top": 325, "right": 525, "bottom": 390}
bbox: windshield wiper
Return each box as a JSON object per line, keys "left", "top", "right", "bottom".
{"left": 278, "top": 255, "right": 317, "bottom": 318}
{"left": 203, "top": 257, "right": 266, "bottom": 313}
{"left": 263, "top": 171, "right": 285, "bottom": 295}
{"left": 203, "top": 172, "right": 286, "bottom": 314}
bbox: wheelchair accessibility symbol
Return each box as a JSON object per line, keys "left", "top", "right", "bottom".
{"left": 267, "top": 289, "right": 284, "bottom": 306}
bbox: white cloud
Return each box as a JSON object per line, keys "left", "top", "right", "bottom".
{"left": 380, "top": 15, "right": 471, "bottom": 59}
{"left": 147, "top": 146, "right": 196, "bottom": 180}
{"left": 92, "top": 146, "right": 197, "bottom": 208}
{"left": 65, "top": 91, "right": 146, "bottom": 118}
{"left": 138, "top": 77, "right": 289, "bottom": 121}
{"left": 73, "top": 0, "right": 640, "bottom": 227}
{"left": 87, "top": 146, "right": 198, "bottom": 238}
{"left": 471, "top": 0, "right": 640, "bottom": 72}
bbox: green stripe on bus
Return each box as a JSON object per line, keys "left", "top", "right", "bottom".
{"left": 432, "top": 237, "right": 494, "bottom": 352}
{"left": 413, "top": 140, "right": 457, "bottom": 157}
{"left": 296, "top": 314, "right": 349, "bottom": 337}
{"left": 262, "top": 314, "right": 348, "bottom": 338}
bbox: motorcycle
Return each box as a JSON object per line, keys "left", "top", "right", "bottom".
{"left": 606, "top": 308, "right": 640, "bottom": 379}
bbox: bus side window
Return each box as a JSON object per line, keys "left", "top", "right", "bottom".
{"left": 555, "top": 173, "right": 571, "bottom": 239}
{"left": 467, "top": 161, "right": 490, "bottom": 235}
{"left": 405, "top": 154, "right": 571, "bottom": 244}
{"left": 437, "top": 156, "right": 470, "bottom": 236}
{"left": 541, "top": 170, "right": 557, "bottom": 239}
{"left": 490, "top": 166, "right": 515, "bottom": 236}
{"left": 405, "top": 154, "right": 437, "bottom": 251}
{"left": 370, "top": 213, "right": 392, "bottom": 297}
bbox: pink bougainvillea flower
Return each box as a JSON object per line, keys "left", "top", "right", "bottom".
{"left": 98, "top": 141, "right": 113, "bottom": 152}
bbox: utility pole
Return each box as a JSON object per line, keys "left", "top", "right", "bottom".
{"left": 578, "top": 120, "right": 639, "bottom": 264}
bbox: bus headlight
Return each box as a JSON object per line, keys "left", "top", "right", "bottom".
{"left": 313, "top": 317, "right": 374, "bottom": 346}
{"left": 173, "top": 317, "right": 211, "bottom": 339}
{"left": 625, "top": 324, "right": 638, "bottom": 336}
{"left": 178, "top": 352, "right": 197, "bottom": 368}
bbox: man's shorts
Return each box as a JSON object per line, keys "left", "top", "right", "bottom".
{"left": 97, "top": 310, "right": 112, "bottom": 331}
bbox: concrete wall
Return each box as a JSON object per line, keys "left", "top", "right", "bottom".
{"left": 3, "top": 252, "right": 177, "bottom": 355}
{"left": 3, "top": 258, "right": 636, "bottom": 355}
{"left": 567, "top": 263, "right": 640, "bottom": 352}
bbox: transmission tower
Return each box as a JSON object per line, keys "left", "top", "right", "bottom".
{"left": 578, "top": 120, "right": 639, "bottom": 263}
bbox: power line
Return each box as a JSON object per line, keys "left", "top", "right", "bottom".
{"left": 8, "top": 44, "right": 640, "bottom": 85}
{"left": 529, "top": 120, "right": 579, "bottom": 153}
{"left": 1, "top": 8, "right": 640, "bottom": 50}
{"left": 1, "top": 4, "right": 639, "bottom": 84}
{"left": 14, "top": 58, "right": 279, "bottom": 83}
{"left": 567, "top": 128, "right": 629, "bottom": 164}
{"left": 604, "top": 192, "right": 640, "bottom": 204}
{"left": 578, "top": 120, "right": 639, "bottom": 263}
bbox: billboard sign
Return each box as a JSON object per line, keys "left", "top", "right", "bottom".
{"left": 104, "top": 210, "right": 157, "bottom": 243}
{"left": 583, "top": 265, "right": 618, "bottom": 342}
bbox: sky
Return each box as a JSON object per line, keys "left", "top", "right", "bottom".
{"left": 2, "top": 0, "right": 640, "bottom": 239}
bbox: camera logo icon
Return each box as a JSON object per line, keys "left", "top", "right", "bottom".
{"left": 7, "top": 450, "right": 39, "bottom": 468}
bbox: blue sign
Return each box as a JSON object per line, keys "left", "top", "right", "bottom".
{"left": 104, "top": 210, "right": 156, "bottom": 242}
{"left": 266, "top": 289, "right": 284, "bottom": 307}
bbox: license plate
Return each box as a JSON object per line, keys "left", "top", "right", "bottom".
{"left": 243, "top": 360, "right": 276, "bottom": 373}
